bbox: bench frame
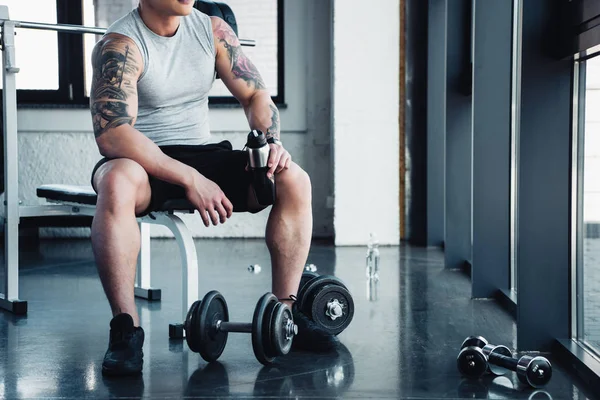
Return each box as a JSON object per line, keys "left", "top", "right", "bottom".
{"left": 0, "top": 12, "right": 199, "bottom": 329}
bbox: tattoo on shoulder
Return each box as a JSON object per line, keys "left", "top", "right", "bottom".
{"left": 214, "top": 19, "right": 266, "bottom": 90}
{"left": 90, "top": 38, "right": 139, "bottom": 138}
{"left": 266, "top": 104, "right": 280, "bottom": 140}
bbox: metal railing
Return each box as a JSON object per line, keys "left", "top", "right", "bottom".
{"left": 0, "top": 18, "right": 256, "bottom": 46}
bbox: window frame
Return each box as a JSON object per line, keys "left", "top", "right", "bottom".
{"left": 208, "top": 0, "right": 285, "bottom": 106}
{"left": 3, "top": 0, "right": 82, "bottom": 106}
{"left": 7, "top": 0, "right": 285, "bottom": 108}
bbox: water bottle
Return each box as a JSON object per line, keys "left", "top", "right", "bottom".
{"left": 367, "top": 276, "right": 379, "bottom": 301}
{"left": 246, "top": 130, "right": 275, "bottom": 206}
{"left": 366, "top": 233, "right": 380, "bottom": 280}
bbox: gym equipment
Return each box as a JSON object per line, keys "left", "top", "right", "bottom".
{"left": 296, "top": 273, "right": 354, "bottom": 335}
{"left": 0, "top": 3, "right": 254, "bottom": 315}
{"left": 299, "top": 270, "right": 319, "bottom": 293}
{"left": 0, "top": 7, "right": 254, "bottom": 45}
{"left": 484, "top": 348, "right": 552, "bottom": 389}
{"left": 457, "top": 336, "right": 494, "bottom": 379}
{"left": 246, "top": 130, "right": 276, "bottom": 206}
{"left": 184, "top": 291, "right": 298, "bottom": 365}
{"left": 456, "top": 336, "right": 553, "bottom": 388}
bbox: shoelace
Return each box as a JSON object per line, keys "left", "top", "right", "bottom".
{"left": 278, "top": 294, "right": 297, "bottom": 302}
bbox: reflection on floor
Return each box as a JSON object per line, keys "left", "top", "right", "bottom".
{"left": 0, "top": 238, "right": 596, "bottom": 399}
{"left": 584, "top": 238, "right": 600, "bottom": 351}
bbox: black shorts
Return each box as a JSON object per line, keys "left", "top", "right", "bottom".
{"left": 91, "top": 141, "right": 253, "bottom": 217}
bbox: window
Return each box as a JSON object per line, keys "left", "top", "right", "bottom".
{"left": 2, "top": 0, "right": 283, "bottom": 107}
{"left": 205, "top": 0, "right": 282, "bottom": 103}
{"left": 82, "top": 0, "right": 283, "bottom": 105}
{"left": 577, "top": 55, "right": 600, "bottom": 356}
{"left": 0, "top": 0, "right": 59, "bottom": 91}
{"left": 0, "top": 0, "right": 82, "bottom": 105}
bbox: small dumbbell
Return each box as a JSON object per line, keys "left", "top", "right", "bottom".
{"left": 457, "top": 336, "right": 498, "bottom": 379}
{"left": 456, "top": 336, "right": 552, "bottom": 388}
{"left": 296, "top": 272, "right": 355, "bottom": 335}
{"left": 483, "top": 347, "right": 552, "bottom": 389}
{"left": 184, "top": 290, "right": 298, "bottom": 365}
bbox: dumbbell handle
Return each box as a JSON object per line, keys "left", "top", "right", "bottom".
{"left": 217, "top": 321, "right": 252, "bottom": 333}
{"left": 488, "top": 352, "right": 518, "bottom": 371}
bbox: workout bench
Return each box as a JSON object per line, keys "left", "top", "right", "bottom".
{"left": 0, "top": 2, "right": 254, "bottom": 326}
{"left": 33, "top": 184, "right": 200, "bottom": 326}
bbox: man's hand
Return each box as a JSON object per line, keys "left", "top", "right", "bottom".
{"left": 185, "top": 170, "right": 233, "bottom": 227}
{"left": 266, "top": 143, "right": 291, "bottom": 178}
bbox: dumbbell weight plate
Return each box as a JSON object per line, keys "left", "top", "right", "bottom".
{"left": 305, "top": 282, "right": 354, "bottom": 335}
{"left": 252, "top": 293, "right": 278, "bottom": 365}
{"left": 296, "top": 274, "right": 319, "bottom": 307}
{"left": 184, "top": 300, "right": 203, "bottom": 353}
{"left": 520, "top": 356, "right": 552, "bottom": 388}
{"left": 297, "top": 275, "right": 326, "bottom": 312}
{"left": 196, "top": 290, "right": 229, "bottom": 362}
{"left": 298, "top": 275, "right": 348, "bottom": 314}
{"left": 460, "top": 336, "right": 488, "bottom": 351}
{"left": 297, "top": 275, "right": 347, "bottom": 311}
{"left": 299, "top": 271, "right": 319, "bottom": 294}
{"left": 456, "top": 346, "right": 488, "bottom": 378}
{"left": 269, "top": 302, "right": 295, "bottom": 356}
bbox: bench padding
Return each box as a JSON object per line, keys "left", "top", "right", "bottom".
{"left": 37, "top": 184, "right": 97, "bottom": 205}
{"left": 36, "top": 184, "right": 196, "bottom": 213}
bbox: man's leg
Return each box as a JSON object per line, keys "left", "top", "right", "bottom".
{"left": 91, "top": 158, "right": 152, "bottom": 375}
{"left": 92, "top": 159, "right": 152, "bottom": 325}
{"left": 261, "top": 163, "right": 337, "bottom": 351}
{"left": 264, "top": 162, "right": 313, "bottom": 302}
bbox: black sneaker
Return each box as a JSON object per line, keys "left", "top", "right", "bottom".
{"left": 291, "top": 302, "right": 339, "bottom": 352}
{"left": 102, "top": 313, "right": 144, "bottom": 376}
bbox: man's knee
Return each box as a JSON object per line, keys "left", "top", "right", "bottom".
{"left": 94, "top": 159, "right": 151, "bottom": 212}
{"left": 275, "top": 163, "right": 312, "bottom": 202}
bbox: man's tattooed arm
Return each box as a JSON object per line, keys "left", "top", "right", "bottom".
{"left": 211, "top": 18, "right": 281, "bottom": 141}
{"left": 90, "top": 36, "right": 140, "bottom": 138}
{"left": 266, "top": 104, "right": 280, "bottom": 141}
{"left": 212, "top": 18, "right": 266, "bottom": 91}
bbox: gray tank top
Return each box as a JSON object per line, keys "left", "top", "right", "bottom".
{"left": 105, "top": 8, "right": 215, "bottom": 146}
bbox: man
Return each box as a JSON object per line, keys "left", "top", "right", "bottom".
{"left": 89, "top": 0, "right": 335, "bottom": 376}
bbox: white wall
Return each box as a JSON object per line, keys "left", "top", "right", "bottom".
{"left": 331, "top": 0, "right": 400, "bottom": 246}
{"left": 8, "top": 0, "right": 334, "bottom": 239}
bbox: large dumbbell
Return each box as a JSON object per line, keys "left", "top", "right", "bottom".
{"left": 296, "top": 272, "right": 354, "bottom": 335}
{"left": 184, "top": 290, "right": 298, "bottom": 365}
{"left": 457, "top": 336, "right": 553, "bottom": 388}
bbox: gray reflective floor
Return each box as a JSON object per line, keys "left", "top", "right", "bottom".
{"left": 584, "top": 238, "right": 600, "bottom": 351}
{"left": 0, "top": 238, "right": 596, "bottom": 399}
